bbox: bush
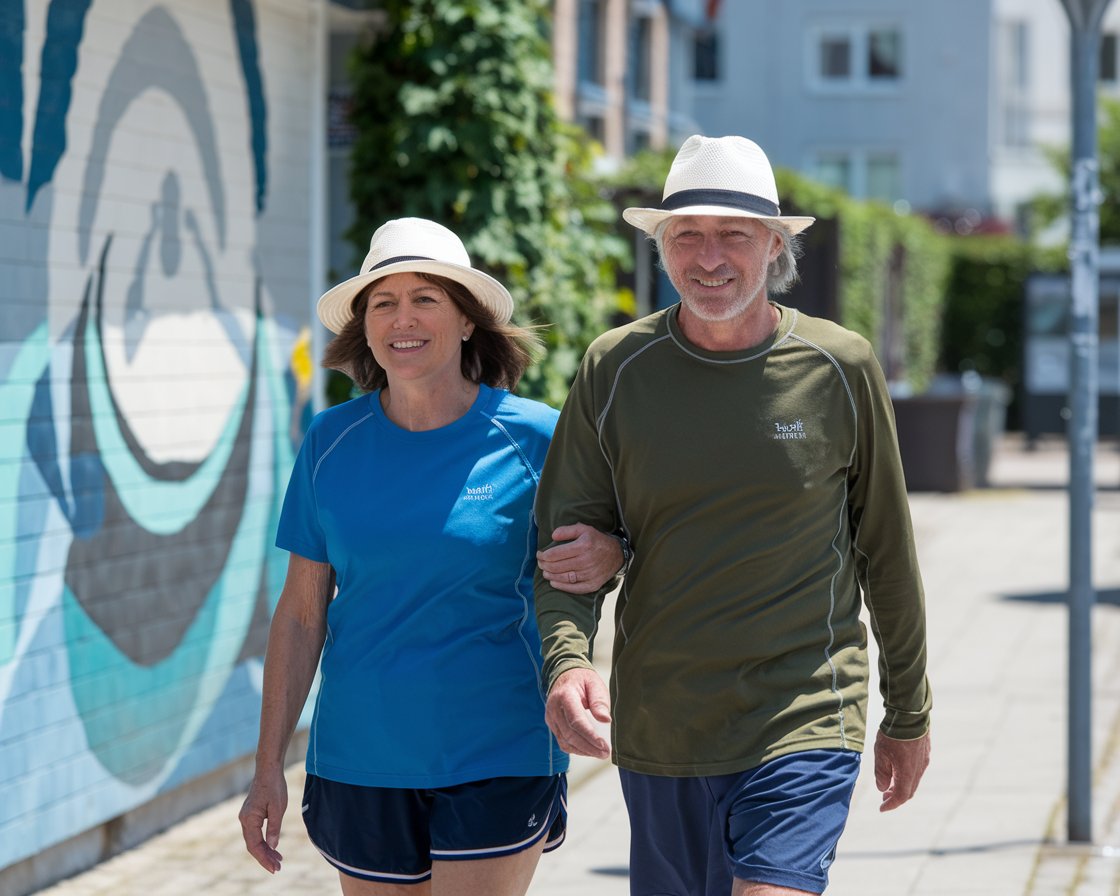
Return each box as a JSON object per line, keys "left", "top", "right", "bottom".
{"left": 343, "top": 0, "right": 628, "bottom": 408}
{"left": 938, "top": 238, "right": 1066, "bottom": 427}
{"left": 781, "top": 172, "right": 952, "bottom": 392}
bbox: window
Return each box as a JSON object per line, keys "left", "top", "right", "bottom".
{"left": 867, "top": 153, "right": 901, "bottom": 203}
{"left": 1009, "top": 20, "right": 1029, "bottom": 89}
{"left": 575, "top": 0, "right": 608, "bottom": 146}
{"left": 694, "top": 30, "right": 720, "bottom": 81}
{"left": 629, "top": 129, "right": 651, "bottom": 154}
{"left": 997, "top": 21, "right": 1031, "bottom": 147}
{"left": 818, "top": 33, "right": 851, "bottom": 80}
{"left": 580, "top": 114, "right": 605, "bottom": 145}
{"left": 819, "top": 34, "right": 851, "bottom": 79}
{"left": 813, "top": 152, "right": 852, "bottom": 192}
{"left": 630, "top": 16, "right": 652, "bottom": 101}
{"left": 812, "top": 150, "right": 902, "bottom": 203}
{"left": 327, "top": 90, "right": 356, "bottom": 149}
{"left": 868, "top": 29, "right": 901, "bottom": 79}
{"left": 577, "top": 0, "right": 605, "bottom": 86}
{"left": 811, "top": 25, "right": 902, "bottom": 90}
{"left": 1102, "top": 33, "right": 1118, "bottom": 84}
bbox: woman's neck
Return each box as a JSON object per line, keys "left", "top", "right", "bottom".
{"left": 380, "top": 377, "right": 480, "bottom": 432}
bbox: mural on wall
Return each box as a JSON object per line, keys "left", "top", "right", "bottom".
{"left": 0, "top": 0, "right": 310, "bottom": 869}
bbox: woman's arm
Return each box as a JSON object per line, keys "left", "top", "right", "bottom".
{"left": 238, "top": 553, "right": 333, "bottom": 874}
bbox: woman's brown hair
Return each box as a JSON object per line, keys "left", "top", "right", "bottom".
{"left": 321, "top": 273, "right": 542, "bottom": 394}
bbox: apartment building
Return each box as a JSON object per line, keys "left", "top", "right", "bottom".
{"left": 691, "top": 0, "right": 1120, "bottom": 233}
{"left": 551, "top": 0, "right": 704, "bottom": 160}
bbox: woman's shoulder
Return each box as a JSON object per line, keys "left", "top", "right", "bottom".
{"left": 484, "top": 387, "right": 560, "bottom": 436}
{"left": 304, "top": 392, "right": 376, "bottom": 441}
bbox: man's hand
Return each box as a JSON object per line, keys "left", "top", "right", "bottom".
{"left": 238, "top": 767, "right": 288, "bottom": 873}
{"left": 874, "top": 730, "right": 931, "bottom": 811}
{"left": 537, "top": 523, "right": 624, "bottom": 594}
{"left": 545, "top": 667, "right": 612, "bottom": 759}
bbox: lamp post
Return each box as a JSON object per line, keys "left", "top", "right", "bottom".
{"left": 1057, "top": 0, "right": 1112, "bottom": 844}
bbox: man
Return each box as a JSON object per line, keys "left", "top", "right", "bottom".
{"left": 534, "top": 135, "right": 932, "bottom": 896}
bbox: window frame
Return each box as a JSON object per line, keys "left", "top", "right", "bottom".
{"left": 693, "top": 28, "right": 720, "bottom": 82}
{"left": 1102, "top": 32, "right": 1118, "bottom": 85}
{"left": 809, "top": 147, "right": 904, "bottom": 205}
{"left": 806, "top": 22, "right": 905, "bottom": 94}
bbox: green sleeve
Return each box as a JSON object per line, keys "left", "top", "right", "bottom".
{"left": 847, "top": 344, "right": 933, "bottom": 740}
{"left": 534, "top": 348, "right": 620, "bottom": 691}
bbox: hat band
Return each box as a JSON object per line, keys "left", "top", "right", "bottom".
{"left": 661, "top": 188, "right": 780, "bottom": 217}
{"left": 369, "top": 254, "right": 432, "bottom": 272}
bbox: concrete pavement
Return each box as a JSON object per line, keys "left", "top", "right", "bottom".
{"left": 31, "top": 435, "right": 1120, "bottom": 895}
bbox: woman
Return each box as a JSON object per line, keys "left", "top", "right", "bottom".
{"left": 239, "top": 217, "right": 622, "bottom": 894}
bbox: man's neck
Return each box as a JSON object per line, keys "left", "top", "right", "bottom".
{"left": 677, "top": 300, "right": 780, "bottom": 352}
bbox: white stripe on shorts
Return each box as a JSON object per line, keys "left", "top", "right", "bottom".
{"left": 313, "top": 844, "right": 432, "bottom": 882}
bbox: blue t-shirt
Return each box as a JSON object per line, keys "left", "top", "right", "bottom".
{"left": 277, "top": 383, "right": 568, "bottom": 787}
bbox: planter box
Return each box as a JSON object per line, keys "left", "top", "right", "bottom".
{"left": 891, "top": 393, "right": 979, "bottom": 492}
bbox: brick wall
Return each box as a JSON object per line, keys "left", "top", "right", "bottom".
{"left": 0, "top": 0, "right": 314, "bottom": 882}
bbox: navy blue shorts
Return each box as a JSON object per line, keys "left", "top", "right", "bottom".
{"left": 301, "top": 773, "right": 567, "bottom": 884}
{"left": 620, "top": 749, "right": 861, "bottom": 895}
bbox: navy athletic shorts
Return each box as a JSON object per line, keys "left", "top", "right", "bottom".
{"left": 620, "top": 749, "right": 861, "bottom": 895}
{"left": 301, "top": 773, "right": 567, "bottom": 884}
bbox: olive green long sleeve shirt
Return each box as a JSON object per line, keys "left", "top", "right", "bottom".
{"left": 535, "top": 304, "right": 932, "bottom": 777}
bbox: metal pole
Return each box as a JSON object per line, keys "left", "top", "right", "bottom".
{"left": 1060, "top": 0, "right": 1111, "bottom": 844}
{"left": 309, "top": 0, "right": 329, "bottom": 414}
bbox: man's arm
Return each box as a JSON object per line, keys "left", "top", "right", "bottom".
{"left": 533, "top": 349, "right": 620, "bottom": 691}
{"left": 874, "top": 730, "right": 932, "bottom": 811}
{"left": 544, "top": 667, "right": 612, "bottom": 759}
{"left": 846, "top": 343, "right": 933, "bottom": 757}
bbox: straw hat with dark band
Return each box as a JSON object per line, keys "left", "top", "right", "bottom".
{"left": 622, "top": 135, "right": 815, "bottom": 237}
{"left": 317, "top": 218, "right": 514, "bottom": 334}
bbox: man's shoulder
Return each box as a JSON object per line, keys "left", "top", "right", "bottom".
{"left": 785, "top": 307, "right": 875, "bottom": 366}
{"left": 585, "top": 308, "right": 671, "bottom": 362}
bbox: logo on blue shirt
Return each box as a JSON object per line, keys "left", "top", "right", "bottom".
{"left": 463, "top": 483, "right": 496, "bottom": 501}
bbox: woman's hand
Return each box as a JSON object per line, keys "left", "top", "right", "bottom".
{"left": 239, "top": 766, "right": 288, "bottom": 873}
{"left": 538, "top": 523, "right": 627, "bottom": 594}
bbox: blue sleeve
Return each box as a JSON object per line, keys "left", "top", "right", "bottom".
{"left": 275, "top": 428, "right": 329, "bottom": 562}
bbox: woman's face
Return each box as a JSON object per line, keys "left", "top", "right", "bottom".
{"left": 363, "top": 272, "right": 474, "bottom": 389}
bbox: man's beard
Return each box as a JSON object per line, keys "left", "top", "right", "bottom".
{"left": 674, "top": 266, "right": 768, "bottom": 322}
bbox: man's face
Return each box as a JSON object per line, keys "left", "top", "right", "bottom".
{"left": 661, "top": 216, "right": 782, "bottom": 323}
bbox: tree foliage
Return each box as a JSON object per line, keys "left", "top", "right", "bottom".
{"left": 344, "top": 0, "right": 628, "bottom": 407}
{"left": 1028, "top": 96, "right": 1120, "bottom": 242}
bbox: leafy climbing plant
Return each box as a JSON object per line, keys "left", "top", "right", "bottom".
{"left": 344, "top": 0, "right": 628, "bottom": 407}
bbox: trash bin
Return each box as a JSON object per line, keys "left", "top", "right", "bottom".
{"left": 926, "top": 372, "right": 1011, "bottom": 488}
{"left": 891, "top": 387, "right": 979, "bottom": 492}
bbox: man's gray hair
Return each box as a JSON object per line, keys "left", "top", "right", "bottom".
{"left": 652, "top": 218, "right": 803, "bottom": 295}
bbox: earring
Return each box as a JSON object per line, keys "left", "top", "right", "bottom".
{"left": 462, "top": 334, "right": 470, "bottom": 341}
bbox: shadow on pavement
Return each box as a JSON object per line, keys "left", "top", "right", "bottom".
{"left": 1002, "top": 587, "right": 1120, "bottom": 605}
{"left": 841, "top": 838, "right": 1044, "bottom": 859}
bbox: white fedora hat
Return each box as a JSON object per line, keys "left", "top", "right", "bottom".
{"left": 622, "top": 135, "right": 815, "bottom": 236}
{"left": 316, "top": 217, "right": 514, "bottom": 334}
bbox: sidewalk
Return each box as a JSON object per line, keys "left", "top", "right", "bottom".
{"left": 33, "top": 435, "right": 1120, "bottom": 895}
